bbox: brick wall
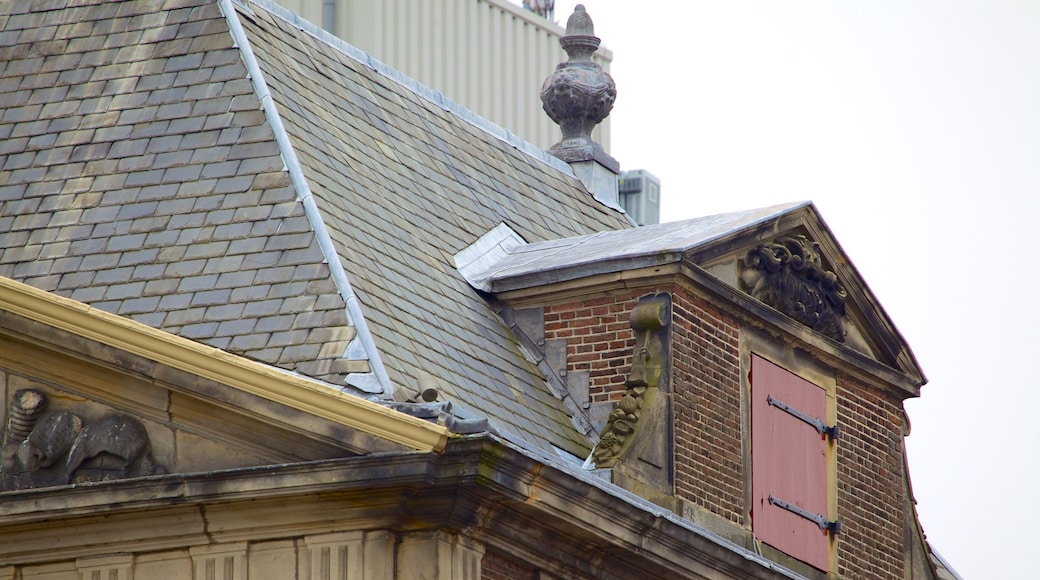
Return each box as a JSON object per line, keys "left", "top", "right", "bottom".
{"left": 545, "top": 287, "right": 745, "bottom": 524}
{"left": 543, "top": 284, "right": 910, "bottom": 575}
{"left": 671, "top": 290, "right": 744, "bottom": 525}
{"left": 543, "top": 291, "right": 641, "bottom": 403}
{"left": 836, "top": 372, "right": 906, "bottom": 578}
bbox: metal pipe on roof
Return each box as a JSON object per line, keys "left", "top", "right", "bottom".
{"left": 218, "top": 0, "right": 397, "bottom": 399}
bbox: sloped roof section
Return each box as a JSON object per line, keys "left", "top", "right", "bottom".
{"left": 468, "top": 202, "right": 809, "bottom": 292}
{"left": 0, "top": 0, "right": 368, "bottom": 389}
{"left": 237, "top": 0, "right": 630, "bottom": 454}
{"left": 0, "top": 0, "right": 632, "bottom": 456}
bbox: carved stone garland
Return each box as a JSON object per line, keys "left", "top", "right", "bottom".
{"left": 590, "top": 294, "right": 670, "bottom": 468}
{"left": 1, "top": 389, "right": 166, "bottom": 491}
{"left": 740, "top": 235, "right": 848, "bottom": 342}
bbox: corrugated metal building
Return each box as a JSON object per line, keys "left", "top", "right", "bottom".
{"left": 272, "top": 0, "right": 612, "bottom": 151}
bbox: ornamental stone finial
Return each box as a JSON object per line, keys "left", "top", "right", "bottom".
{"left": 540, "top": 4, "right": 618, "bottom": 172}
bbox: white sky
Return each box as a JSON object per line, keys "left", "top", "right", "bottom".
{"left": 545, "top": 2, "right": 1040, "bottom": 578}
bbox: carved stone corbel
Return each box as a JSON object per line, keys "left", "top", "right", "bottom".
{"left": 740, "top": 235, "right": 848, "bottom": 342}
{"left": 590, "top": 294, "right": 670, "bottom": 468}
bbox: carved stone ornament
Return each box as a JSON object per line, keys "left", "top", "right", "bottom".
{"left": 1, "top": 389, "right": 166, "bottom": 491}
{"left": 590, "top": 294, "right": 670, "bottom": 468}
{"left": 540, "top": 4, "right": 617, "bottom": 165}
{"left": 740, "top": 235, "right": 848, "bottom": 342}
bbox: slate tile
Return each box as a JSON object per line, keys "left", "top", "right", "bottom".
{"left": 178, "top": 274, "right": 219, "bottom": 292}
{"left": 205, "top": 303, "right": 246, "bottom": 322}
{"left": 158, "top": 294, "right": 194, "bottom": 313}
{"left": 180, "top": 322, "right": 219, "bottom": 339}
{"left": 212, "top": 223, "right": 254, "bottom": 243}
{"left": 167, "top": 116, "right": 206, "bottom": 135}
{"left": 129, "top": 120, "right": 170, "bottom": 139}
{"left": 142, "top": 277, "right": 179, "bottom": 295}
{"left": 118, "top": 295, "right": 161, "bottom": 314}
{"left": 177, "top": 179, "right": 218, "bottom": 198}
{"left": 118, "top": 248, "right": 160, "bottom": 267}
{"left": 155, "top": 246, "right": 187, "bottom": 263}
{"left": 206, "top": 257, "right": 248, "bottom": 278}
{"left": 36, "top": 241, "right": 70, "bottom": 259}
{"left": 136, "top": 184, "right": 180, "bottom": 204}
{"left": 190, "top": 289, "right": 231, "bottom": 307}
{"left": 185, "top": 240, "right": 229, "bottom": 259}
{"left": 94, "top": 267, "right": 133, "bottom": 285}
{"left": 109, "top": 139, "right": 148, "bottom": 159}
{"left": 189, "top": 145, "right": 230, "bottom": 165}
{"left": 229, "top": 333, "right": 272, "bottom": 351}
{"left": 69, "top": 286, "right": 107, "bottom": 303}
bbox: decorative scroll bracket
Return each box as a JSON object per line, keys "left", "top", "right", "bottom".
{"left": 589, "top": 293, "right": 670, "bottom": 469}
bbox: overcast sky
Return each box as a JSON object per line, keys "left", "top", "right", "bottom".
{"left": 540, "top": 2, "right": 1040, "bottom": 578}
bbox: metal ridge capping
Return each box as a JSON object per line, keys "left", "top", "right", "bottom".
{"left": 218, "top": 0, "right": 396, "bottom": 398}
{"left": 0, "top": 276, "right": 449, "bottom": 452}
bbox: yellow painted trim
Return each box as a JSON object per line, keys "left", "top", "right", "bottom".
{"left": 0, "top": 277, "right": 449, "bottom": 452}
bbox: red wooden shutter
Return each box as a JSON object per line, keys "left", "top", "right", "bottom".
{"left": 751, "top": 355, "right": 830, "bottom": 570}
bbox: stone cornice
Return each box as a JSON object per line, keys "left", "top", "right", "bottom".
{"left": 0, "top": 437, "right": 801, "bottom": 579}
{"left": 0, "top": 277, "right": 449, "bottom": 452}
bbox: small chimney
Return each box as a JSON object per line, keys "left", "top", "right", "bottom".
{"left": 541, "top": 4, "right": 620, "bottom": 207}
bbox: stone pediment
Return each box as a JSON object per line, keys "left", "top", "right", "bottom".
{"left": 0, "top": 277, "right": 448, "bottom": 492}
{"left": 459, "top": 202, "right": 924, "bottom": 391}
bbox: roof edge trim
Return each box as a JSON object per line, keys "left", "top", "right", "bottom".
{"left": 219, "top": 0, "right": 395, "bottom": 398}
{"left": 0, "top": 276, "right": 449, "bottom": 452}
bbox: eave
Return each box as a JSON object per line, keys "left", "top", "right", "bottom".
{"left": 0, "top": 276, "right": 449, "bottom": 453}
{"left": 0, "top": 437, "right": 803, "bottom": 580}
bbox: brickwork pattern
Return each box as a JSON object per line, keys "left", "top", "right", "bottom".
{"left": 480, "top": 550, "right": 536, "bottom": 580}
{"left": 543, "top": 292, "right": 644, "bottom": 403}
{"left": 836, "top": 372, "right": 906, "bottom": 578}
{"left": 671, "top": 290, "right": 744, "bottom": 525}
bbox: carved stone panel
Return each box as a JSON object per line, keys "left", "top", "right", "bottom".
{"left": 740, "top": 235, "right": 848, "bottom": 342}
{"left": 1, "top": 389, "right": 166, "bottom": 490}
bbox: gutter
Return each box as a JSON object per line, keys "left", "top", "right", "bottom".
{"left": 218, "top": 0, "right": 395, "bottom": 398}
{"left": 0, "top": 277, "right": 449, "bottom": 452}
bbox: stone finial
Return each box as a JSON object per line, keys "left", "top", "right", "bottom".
{"left": 540, "top": 4, "right": 618, "bottom": 172}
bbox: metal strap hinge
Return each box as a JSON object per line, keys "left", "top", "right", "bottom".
{"left": 769, "top": 495, "right": 841, "bottom": 535}
{"left": 767, "top": 394, "right": 840, "bottom": 440}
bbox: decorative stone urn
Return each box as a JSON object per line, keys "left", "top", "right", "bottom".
{"left": 540, "top": 4, "right": 618, "bottom": 170}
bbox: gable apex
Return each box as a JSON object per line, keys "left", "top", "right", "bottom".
{"left": 462, "top": 201, "right": 925, "bottom": 391}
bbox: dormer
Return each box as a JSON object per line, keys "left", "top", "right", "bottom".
{"left": 458, "top": 201, "right": 928, "bottom": 578}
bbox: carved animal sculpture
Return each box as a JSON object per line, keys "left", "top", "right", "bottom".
{"left": 65, "top": 413, "right": 164, "bottom": 483}
{"left": 1, "top": 390, "right": 165, "bottom": 489}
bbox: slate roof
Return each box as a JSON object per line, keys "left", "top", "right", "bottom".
{"left": 0, "top": 0, "right": 629, "bottom": 456}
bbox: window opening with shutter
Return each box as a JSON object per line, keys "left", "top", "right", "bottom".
{"left": 751, "top": 354, "right": 838, "bottom": 571}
